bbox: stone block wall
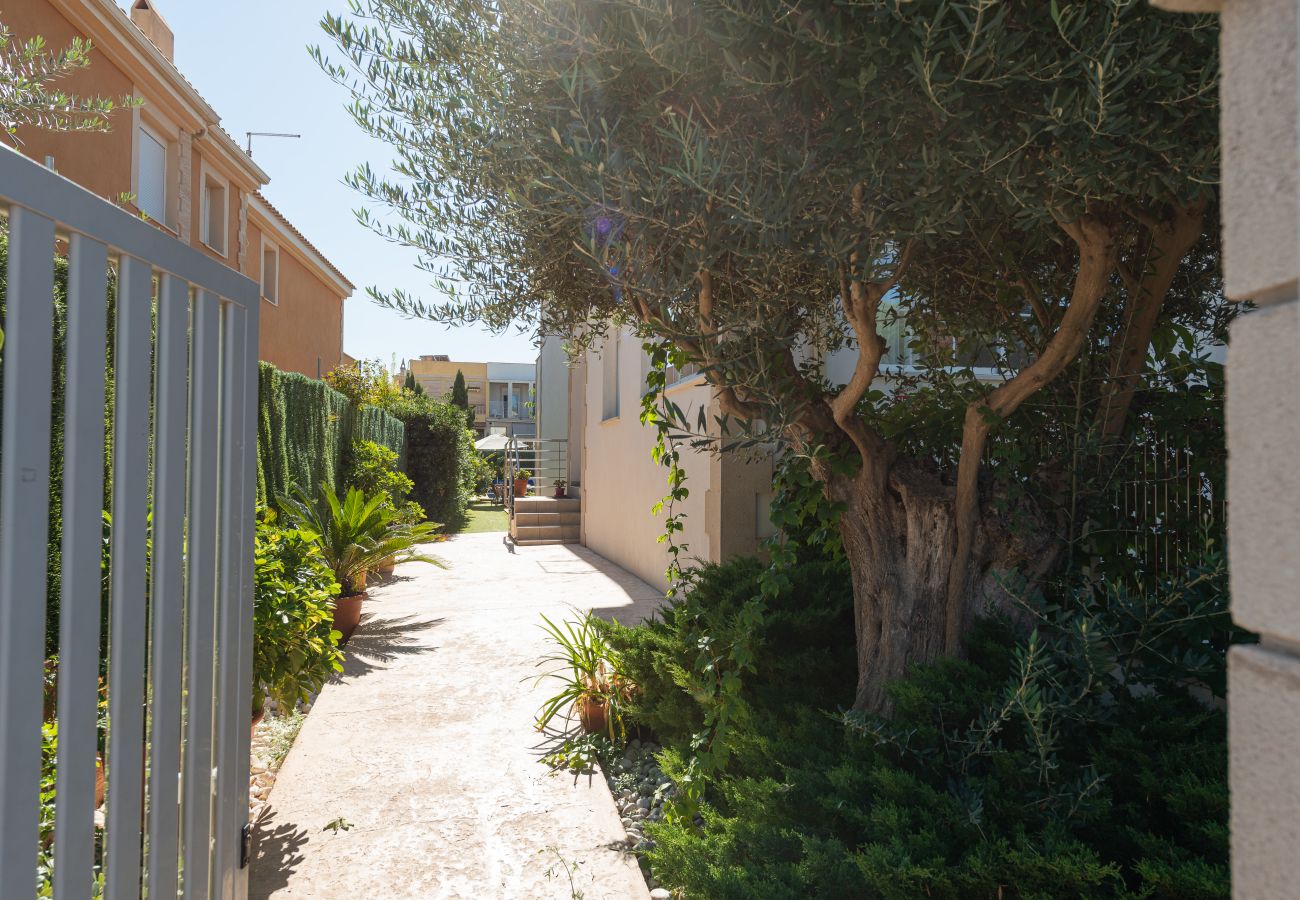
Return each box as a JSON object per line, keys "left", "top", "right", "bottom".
{"left": 1156, "top": 0, "right": 1300, "bottom": 895}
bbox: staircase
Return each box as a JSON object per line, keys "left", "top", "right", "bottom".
{"left": 509, "top": 496, "right": 581, "bottom": 545}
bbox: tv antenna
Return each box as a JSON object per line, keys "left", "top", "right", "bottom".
{"left": 245, "top": 131, "right": 301, "bottom": 156}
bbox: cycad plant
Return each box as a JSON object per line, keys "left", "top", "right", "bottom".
{"left": 281, "top": 485, "right": 445, "bottom": 596}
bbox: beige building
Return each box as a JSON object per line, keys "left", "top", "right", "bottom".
{"left": 397, "top": 356, "right": 537, "bottom": 437}
{"left": 7, "top": 0, "right": 352, "bottom": 378}
{"left": 535, "top": 330, "right": 774, "bottom": 592}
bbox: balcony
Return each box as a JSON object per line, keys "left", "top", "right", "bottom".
{"left": 488, "top": 402, "right": 532, "bottom": 420}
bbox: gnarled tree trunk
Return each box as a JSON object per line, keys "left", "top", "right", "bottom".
{"left": 826, "top": 459, "right": 1058, "bottom": 712}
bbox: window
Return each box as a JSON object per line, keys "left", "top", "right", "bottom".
{"left": 261, "top": 238, "right": 279, "bottom": 304}
{"left": 601, "top": 331, "right": 620, "bottom": 420}
{"left": 201, "top": 166, "right": 228, "bottom": 255}
{"left": 666, "top": 360, "right": 700, "bottom": 386}
{"left": 136, "top": 124, "right": 167, "bottom": 223}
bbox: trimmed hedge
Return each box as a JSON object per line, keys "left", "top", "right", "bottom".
{"left": 382, "top": 392, "right": 476, "bottom": 526}
{"left": 256, "top": 361, "right": 404, "bottom": 506}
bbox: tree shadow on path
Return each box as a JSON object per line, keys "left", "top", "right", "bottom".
{"left": 249, "top": 808, "right": 309, "bottom": 900}
{"left": 335, "top": 614, "right": 446, "bottom": 680}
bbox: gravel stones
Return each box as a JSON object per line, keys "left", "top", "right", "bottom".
{"left": 603, "top": 738, "right": 678, "bottom": 896}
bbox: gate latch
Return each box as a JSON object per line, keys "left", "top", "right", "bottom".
{"left": 240, "top": 823, "right": 252, "bottom": 868}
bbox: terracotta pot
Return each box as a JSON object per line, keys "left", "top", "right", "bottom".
{"left": 353, "top": 570, "right": 368, "bottom": 591}
{"left": 251, "top": 707, "right": 265, "bottom": 740}
{"left": 95, "top": 754, "right": 105, "bottom": 809}
{"left": 514, "top": 478, "right": 529, "bottom": 497}
{"left": 553, "top": 487, "right": 567, "bottom": 499}
{"left": 332, "top": 592, "right": 367, "bottom": 644}
{"left": 577, "top": 697, "right": 608, "bottom": 735}
{"left": 377, "top": 554, "right": 397, "bottom": 580}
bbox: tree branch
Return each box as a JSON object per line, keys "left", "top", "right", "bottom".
{"left": 1096, "top": 199, "right": 1206, "bottom": 439}
{"left": 945, "top": 213, "right": 1120, "bottom": 653}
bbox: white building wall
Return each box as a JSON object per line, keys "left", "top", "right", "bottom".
{"left": 579, "top": 328, "right": 714, "bottom": 592}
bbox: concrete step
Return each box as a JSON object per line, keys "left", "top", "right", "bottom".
{"left": 514, "top": 511, "right": 581, "bottom": 527}
{"left": 510, "top": 524, "right": 581, "bottom": 545}
{"left": 513, "top": 497, "right": 581, "bottom": 514}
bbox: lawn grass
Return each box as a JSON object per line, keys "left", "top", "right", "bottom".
{"left": 454, "top": 499, "right": 510, "bottom": 533}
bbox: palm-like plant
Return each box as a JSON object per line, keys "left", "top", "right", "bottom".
{"left": 281, "top": 485, "right": 445, "bottom": 595}
{"left": 534, "top": 611, "right": 632, "bottom": 740}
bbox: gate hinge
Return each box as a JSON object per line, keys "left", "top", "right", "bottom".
{"left": 240, "top": 823, "right": 252, "bottom": 868}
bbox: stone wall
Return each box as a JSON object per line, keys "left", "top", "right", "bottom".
{"left": 1155, "top": 0, "right": 1300, "bottom": 895}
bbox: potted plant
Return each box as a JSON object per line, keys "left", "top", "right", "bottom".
{"left": 552, "top": 478, "right": 568, "bottom": 499}
{"left": 282, "top": 485, "right": 446, "bottom": 643}
{"left": 534, "top": 611, "right": 633, "bottom": 739}
{"left": 514, "top": 468, "right": 532, "bottom": 498}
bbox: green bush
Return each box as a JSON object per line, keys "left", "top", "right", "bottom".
{"left": 381, "top": 392, "right": 476, "bottom": 526}
{"left": 252, "top": 507, "right": 343, "bottom": 716}
{"left": 256, "top": 361, "right": 405, "bottom": 507}
{"left": 604, "top": 556, "right": 1236, "bottom": 899}
{"left": 344, "top": 439, "right": 424, "bottom": 525}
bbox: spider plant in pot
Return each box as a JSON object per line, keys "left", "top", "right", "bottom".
{"left": 282, "top": 485, "right": 446, "bottom": 642}
{"left": 534, "top": 611, "right": 632, "bottom": 739}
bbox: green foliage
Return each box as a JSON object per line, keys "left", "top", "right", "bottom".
{"left": 314, "top": 0, "right": 1220, "bottom": 442}
{"left": 256, "top": 361, "right": 405, "bottom": 508}
{"left": 324, "top": 358, "right": 403, "bottom": 408}
{"left": 605, "top": 556, "right": 1237, "bottom": 898}
{"left": 36, "top": 719, "right": 105, "bottom": 897}
{"left": 344, "top": 439, "right": 424, "bottom": 525}
{"left": 282, "top": 484, "right": 445, "bottom": 595}
{"left": 382, "top": 391, "right": 477, "bottom": 525}
{"left": 449, "top": 368, "right": 474, "bottom": 428}
{"left": 252, "top": 507, "right": 343, "bottom": 716}
{"left": 1, "top": 21, "right": 139, "bottom": 144}
{"left": 534, "top": 611, "right": 631, "bottom": 742}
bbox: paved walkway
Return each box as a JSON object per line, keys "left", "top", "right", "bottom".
{"left": 250, "top": 533, "right": 663, "bottom": 899}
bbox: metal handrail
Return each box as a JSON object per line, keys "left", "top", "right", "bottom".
{"left": 503, "top": 437, "right": 569, "bottom": 518}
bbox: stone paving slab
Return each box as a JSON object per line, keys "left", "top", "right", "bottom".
{"left": 250, "top": 533, "right": 662, "bottom": 899}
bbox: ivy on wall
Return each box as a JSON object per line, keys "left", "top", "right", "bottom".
{"left": 256, "top": 361, "right": 405, "bottom": 507}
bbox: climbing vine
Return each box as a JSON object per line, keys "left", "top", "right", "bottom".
{"left": 638, "top": 338, "right": 768, "bottom": 821}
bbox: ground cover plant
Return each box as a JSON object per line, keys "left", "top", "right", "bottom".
{"left": 600, "top": 552, "right": 1236, "bottom": 898}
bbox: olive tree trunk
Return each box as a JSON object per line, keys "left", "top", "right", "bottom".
{"left": 827, "top": 459, "right": 1058, "bottom": 713}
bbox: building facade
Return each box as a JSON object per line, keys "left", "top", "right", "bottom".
{"left": 6, "top": 0, "right": 352, "bottom": 378}
{"left": 397, "top": 355, "right": 536, "bottom": 437}
{"left": 536, "top": 330, "right": 774, "bottom": 592}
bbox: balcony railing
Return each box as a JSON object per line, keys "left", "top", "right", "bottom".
{"left": 488, "top": 402, "right": 533, "bottom": 420}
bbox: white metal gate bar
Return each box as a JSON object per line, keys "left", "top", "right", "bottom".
{"left": 183, "top": 290, "right": 220, "bottom": 900}
{"left": 147, "top": 271, "right": 190, "bottom": 899}
{"left": 55, "top": 233, "right": 110, "bottom": 900}
{"left": 0, "top": 204, "right": 57, "bottom": 900}
{"left": 0, "top": 145, "right": 260, "bottom": 898}
{"left": 104, "top": 253, "right": 153, "bottom": 900}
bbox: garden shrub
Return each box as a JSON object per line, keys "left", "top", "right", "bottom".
{"left": 256, "top": 361, "right": 404, "bottom": 507}
{"left": 382, "top": 391, "right": 476, "bottom": 527}
{"left": 605, "top": 555, "right": 1238, "bottom": 899}
{"left": 344, "top": 439, "right": 424, "bottom": 525}
{"left": 251, "top": 507, "right": 343, "bottom": 716}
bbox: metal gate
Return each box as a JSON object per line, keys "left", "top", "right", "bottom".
{"left": 0, "top": 146, "right": 259, "bottom": 898}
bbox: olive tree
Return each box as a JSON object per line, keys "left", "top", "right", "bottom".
{"left": 316, "top": 0, "right": 1221, "bottom": 711}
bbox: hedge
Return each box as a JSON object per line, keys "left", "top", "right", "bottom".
{"left": 256, "top": 361, "right": 405, "bottom": 506}
{"left": 382, "top": 392, "right": 476, "bottom": 526}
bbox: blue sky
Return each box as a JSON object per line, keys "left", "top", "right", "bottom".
{"left": 114, "top": 0, "right": 538, "bottom": 366}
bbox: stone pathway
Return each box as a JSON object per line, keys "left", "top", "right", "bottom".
{"left": 249, "top": 532, "right": 663, "bottom": 899}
